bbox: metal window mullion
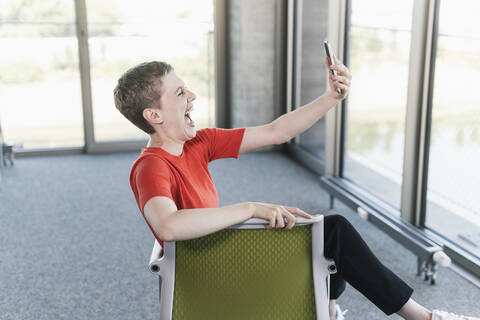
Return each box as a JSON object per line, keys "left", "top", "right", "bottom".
{"left": 417, "top": 0, "right": 440, "bottom": 228}
{"left": 401, "top": 0, "right": 436, "bottom": 225}
{"left": 291, "top": 0, "right": 303, "bottom": 145}
{"left": 274, "top": 0, "right": 287, "bottom": 125}
{"left": 338, "top": 0, "right": 350, "bottom": 178}
{"left": 74, "top": 0, "right": 95, "bottom": 152}
{"left": 293, "top": 0, "right": 303, "bottom": 111}
{"left": 286, "top": 0, "right": 294, "bottom": 115}
{"left": 214, "top": 0, "right": 229, "bottom": 128}
{"left": 325, "top": 0, "right": 347, "bottom": 177}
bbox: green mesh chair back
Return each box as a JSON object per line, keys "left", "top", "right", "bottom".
{"left": 149, "top": 214, "right": 335, "bottom": 320}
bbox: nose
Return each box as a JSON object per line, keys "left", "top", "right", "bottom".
{"left": 187, "top": 88, "right": 196, "bottom": 102}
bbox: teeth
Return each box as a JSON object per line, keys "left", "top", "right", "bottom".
{"left": 185, "top": 114, "right": 192, "bottom": 124}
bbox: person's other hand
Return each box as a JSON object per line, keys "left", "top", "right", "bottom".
{"left": 249, "top": 202, "right": 312, "bottom": 230}
{"left": 325, "top": 54, "right": 352, "bottom": 100}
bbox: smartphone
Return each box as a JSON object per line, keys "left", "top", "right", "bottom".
{"left": 324, "top": 40, "right": 342, "bottom": 94}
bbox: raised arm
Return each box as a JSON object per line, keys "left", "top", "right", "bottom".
{"left": 239, "top": 56, "right": 351, "bottom": 154}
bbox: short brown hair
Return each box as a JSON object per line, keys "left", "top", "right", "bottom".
{"left": 113, "top": 61, "right": 173, "bottom": 134}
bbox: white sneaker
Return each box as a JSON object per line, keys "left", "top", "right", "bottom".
{"left": 432, "top": 310, "right": 480, "bottom": 320}
{"left": 335, "top": 304, "right": 348, "bottom": 320}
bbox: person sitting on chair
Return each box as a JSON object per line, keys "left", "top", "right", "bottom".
{"left": 113, "top": 60, "right": 478, "bottom": 320}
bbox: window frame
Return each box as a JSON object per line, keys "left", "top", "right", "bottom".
{"left": 323, "top": 0, "right": 480, "bottom": 278}
{"left": 14, "top": 0, "right": 221, "bottom": 157}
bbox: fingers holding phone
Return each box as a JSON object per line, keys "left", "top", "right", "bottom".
{"left": 327, "top": 56, "right": 351, "bottom": 96}
{"left": 324, "top": 40, "right": 352, "bottom": 99}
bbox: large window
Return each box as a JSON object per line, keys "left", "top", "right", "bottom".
{"left": 425, "top": 0, "right": 480, "bottom": 259}
{"left": 308, "top": 0, "right": 479, "bottom": 277}
{"left": 343, "top": 0, "right": 414, "bottom": 211}
{"left": 86, "top": 0, "right": 215, "bottom": 142}
{"left": 0, "top": 0, "right": 83, "bottom": 149}
{"left": 0, "top": 0, "right": 215, "bottom": 151}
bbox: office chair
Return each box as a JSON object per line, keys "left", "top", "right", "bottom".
{"left": 148, "top": 214, "right": 336, "bottom": 320}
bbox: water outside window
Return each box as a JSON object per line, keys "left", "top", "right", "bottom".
{"left": 425, "top": 0, "right": 480, "bottom": 258}
{"left": 343, "top": 0, "right": 414, "bottom": 212}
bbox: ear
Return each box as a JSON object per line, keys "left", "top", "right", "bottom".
{"left": 143, "top": 108, "right": 164, "bottom": 125}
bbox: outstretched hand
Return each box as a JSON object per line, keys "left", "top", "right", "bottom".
{"left": 249, "top": 201, "right": 312, "bottom": 230}
{"left": 325, "top": 54, "right": 352, "bottom": 100}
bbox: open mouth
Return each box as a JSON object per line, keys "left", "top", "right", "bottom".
{"left": 184, "top": 108, "right": 195, "bottom": 127}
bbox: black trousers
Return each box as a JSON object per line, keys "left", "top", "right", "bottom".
{"left": 323, "top": 214, "right": 413, "bottom": 315}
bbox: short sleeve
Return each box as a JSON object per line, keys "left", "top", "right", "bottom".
{"left": 202, "top": 127, "right": 246, "bottom": 162}
{"left": 130, "top": 156, "right": 174, "bottom": 212}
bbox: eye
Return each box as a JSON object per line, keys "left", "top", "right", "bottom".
{"left": 177, "top": 90, "right": 184, "bottom": 96}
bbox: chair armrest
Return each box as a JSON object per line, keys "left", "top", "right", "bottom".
{"left": 228, "top": 213, "right": 323, "bottom": 229}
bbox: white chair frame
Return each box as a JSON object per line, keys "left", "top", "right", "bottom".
{"left": 148, "top": 215, "right": 337, "bottom": 320}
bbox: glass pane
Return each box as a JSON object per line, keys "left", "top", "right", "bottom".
{"left": 343, "top": 0, "right": 414, "bottom": 211}
{"left": 86, "top": 0, "right": 215, "bottom": 142}
{"left": 0, "top": 0, "right": 83, "bottom": 149}
{"left": 297, "top": 0, "right": 328, "bottom": 162}
{"left": 425, "top": 0, "right": 480, "bottom": 258}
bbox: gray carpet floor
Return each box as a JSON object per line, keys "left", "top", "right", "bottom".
{"left": 0, "top": 150, "right": 478, "bottom": 320}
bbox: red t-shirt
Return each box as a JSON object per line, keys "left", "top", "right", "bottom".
{"left": 129, "top": 127, "right": 246, "bottom": 248}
